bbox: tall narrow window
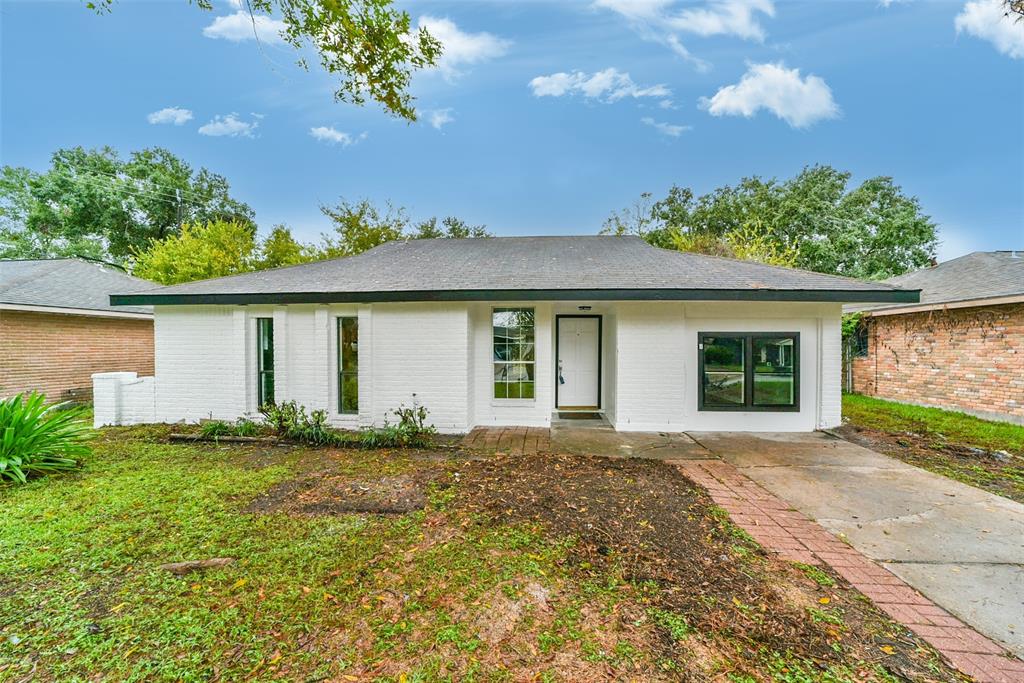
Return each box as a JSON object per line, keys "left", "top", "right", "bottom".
{"left": 493, "top": 308, "right": 535, "bottom": 399}
{"left": 699, "top": 332, "right": 799, "bottom": 411}
{"left": 338, "top": 317, "right": 358, "bottom": 414}
{"left": 256, "top": 318, "right": 274, "bottom": 407}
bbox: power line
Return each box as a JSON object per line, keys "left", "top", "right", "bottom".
{"left": 46, "top": 166, "right": 232, "bottom": 206}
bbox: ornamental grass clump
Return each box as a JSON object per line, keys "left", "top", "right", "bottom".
{"left": 0, "top": 392, "right": 92, "bottom": 484}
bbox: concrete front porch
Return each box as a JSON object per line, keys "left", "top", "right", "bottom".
{"left": 463, "top": 417, "right": 713, "bottom": 460}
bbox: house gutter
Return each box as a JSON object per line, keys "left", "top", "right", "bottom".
{"left": 111, "top": 287, "right": 921, "bottom": 307}
{"left": 0, "top": 302, "right": 153, "bottom": 319}
{"left": 861, "top": 293, "right": 1024, "bottom": 317}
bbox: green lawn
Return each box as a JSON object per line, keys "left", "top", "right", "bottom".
{"left": 842, "top": 394, "right": 1024, "bottom": 454}
{"left": 0, "top": 424, "right": 960, "bottom": 682}
{"left": 841, "top": 394, "right": 1024, "bottom": 503}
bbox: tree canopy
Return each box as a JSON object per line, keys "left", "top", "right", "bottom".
{"left": 603, "top": 165, "right": 938, "bottom": 279}
{"left": 86, "top": 0, "right": 441, "bottom": 121}
{"left": 0, "top": 146, "right": 253, "bottom": 262}
{"left": 133, "top": 221, "right": 321, "bottom": 285}
{"left": 131, "top": 201, "right": 490, "bottom": 284}
{"left": 319, "top": 198, "right": 491, "bottom": 257}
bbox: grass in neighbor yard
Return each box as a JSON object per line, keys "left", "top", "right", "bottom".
{"left": 0, "top": 424, "right": 965, "bottom": 682}
{"left": 839, "top": 394, "right": 1024, "bottom": 503}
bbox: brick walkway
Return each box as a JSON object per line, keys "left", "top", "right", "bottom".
{"left": 675, "top": 459, "right": 1024, "bottom": 683}
{"left": 462, "top": 426, "right": 550, "bottom": 455}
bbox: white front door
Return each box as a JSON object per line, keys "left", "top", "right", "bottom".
{"left": 557, "top": 317, "right": 600, "bottom": 409}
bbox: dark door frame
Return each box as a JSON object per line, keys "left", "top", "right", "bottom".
{"left": 555, "top": 314, "right": 602, "bottom": 410}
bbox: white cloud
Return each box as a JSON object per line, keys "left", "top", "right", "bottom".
{"left": 529, "top": 68, "right": 670, "bottom": 102}
{"left": 427, "top": 108, "right": 455, "bottom": 129}
{"left": 309, "top": 126, "right": 366, "bottom": 146}
{"left": 594, "top": 0, "right": 774, "bottom": 69}
{"left": 198, "top": 113, "right": 260, "bottom": 138}
{"left": 417, "top": 16, "right": 511, "bottom": 79}
{"left": 699, "top": 62, "right": 838, "bottom": 128}
{"left": 641, "top": 117, "right": 692, "bottom": 137}
{"left": 147, "top": 107, "right": 193, "bottom": 125}
{"left": 955, "top": 0, "right": 1024, "bottom": 59}
{"left": 202, "top": 10, "right": 285, "bottom": 44}
{"left": 592, "top": 0, "right": 674, "bottom": 21}
{"left": 667, "top": 0, "right": 775, "bottom": 40}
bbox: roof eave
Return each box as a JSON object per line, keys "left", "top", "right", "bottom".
{"left": 111, "top": 288, "right": 920, "bottom": 307}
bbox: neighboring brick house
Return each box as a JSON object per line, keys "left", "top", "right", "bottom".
{"left": 0, "top": 258, "right": 154, "bottom": 402}
{"left": 847, "top": 251, "right": 1024, "bottom": 424}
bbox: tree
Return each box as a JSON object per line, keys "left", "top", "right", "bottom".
{"left": 605, "top": 165, "right": 937, "bottom": 279}
{"left": 319, "top": 199, "right": 410, "bottom": 258}
{"left": 257, "top": 225, "right": 309, "bottom": 269}
{"left": 87, "top": 0, "right": 441, "bottom": 121}
{"left": 413, "top": 216, "right": 490, "bottom": 239}
{"left": 319, "top": 198, "right": 490, "bottom": 257}
{"left": 0, "top": 146, "right": 253, "bottom": 262}
{"left": 133, "top": 220, "right": 258, "bottom": 285}
{"left": 133, "top": 221, "right": 331, "bottom": 285}
{"left": 600, "top": 192, "right": 674, "bottom": 249}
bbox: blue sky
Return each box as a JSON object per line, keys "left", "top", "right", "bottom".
{"left": 2, "top": 0, "right": 1022, "bottom": 261}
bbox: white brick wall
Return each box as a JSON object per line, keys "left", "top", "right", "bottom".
{"left": 613, "top": 303, "right": 688, "bottom": 431}
{"left": 675, "top": 302, "right": 838, "bottom": 432}
{"left": 817, "top": 311, "right": 843, "bottom": 429}
{"left": 154, "top": 306, "right": 247, "bottom": 422}
{"left": 150, "top": 300, "right": 844, "bottom": 433}
{"left": 368, "top": 303, "right": 470, "bottom": 432}
{"left": 92, "top": 372, "right": 154, "bottom": 427}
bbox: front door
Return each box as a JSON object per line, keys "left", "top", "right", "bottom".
{"left": 557, "top": 316, "right": 600, "bottom": 409}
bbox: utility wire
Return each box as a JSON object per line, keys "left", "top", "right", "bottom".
{"left": 46, "top": 167, "right": 218, "bottom": 205}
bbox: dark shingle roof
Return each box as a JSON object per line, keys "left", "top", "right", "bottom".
{"left": 112, "top": 236, "right": 918, "bottom": 306}
{"left": 847, "top": 250, "right": 1024, "bottom": 313}
{"left": 0, "top": 259, "right": 153, "bottom": 315}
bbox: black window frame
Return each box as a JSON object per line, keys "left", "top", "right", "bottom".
{"left": 256, "top": 317, "right": 274, "bottom": 407}
{"left": 337, "top": 316, "right": 358, "bottom": 415}
{"left": 698, "top": 332, "right": 800, "bottom": 412}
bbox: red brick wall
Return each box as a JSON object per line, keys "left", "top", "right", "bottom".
{"left": 851, "top": 303, "right": 1024, "bottom": 420}
{"left": 0, "top": 310, "right": 154, "bottom": 401}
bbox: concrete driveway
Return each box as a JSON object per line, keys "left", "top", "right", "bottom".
{"left": 691, "top": 431, "right": 1024, "bottom": 658}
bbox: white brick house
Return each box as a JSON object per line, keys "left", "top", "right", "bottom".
{"left": 110, "top": 236, "right": 918, "bottom": 433}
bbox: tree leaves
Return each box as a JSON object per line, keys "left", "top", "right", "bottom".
{"left": 90, "top": 0, "right": 441, "bottom": 120}
{"left": 604, "top": 164, "right": 938, "bottom": 280}
{"left": 0, "top": 146, "right": 253, "bottom": 262}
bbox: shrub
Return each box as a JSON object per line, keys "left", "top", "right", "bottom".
{"left": 260, "top": 401, "right": 302, "bottom": 436}
{"left": 0, "top": 393, "right": 92, "bottom": 484}
{"left": 233, "top": 418, "right": 261, "bottom": 437}
{"left": 360, "top": 404, "right": 437, "bottom": 448}
{"left": 259, "top": 400, "right": 435, "bottom": 449}
{"left": 259, "top": 401, "right": 352, "bottom": 447}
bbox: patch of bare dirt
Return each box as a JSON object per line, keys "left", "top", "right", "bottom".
{"left": 459, "top": 452, "right": 965, "bottom": 682}
{"left": 248, "top": 471, "right": 437, "bottom": 515}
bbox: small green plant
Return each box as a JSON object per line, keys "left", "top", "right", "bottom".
{"left": 794, "top": 562, "right": 836, "bottom": 588}
{"left": 650, "top": 608, "right": 692, "bottom": 641}
{"left": 807, "top": 606, "right": 844, "bottom": 626}
{"left": 0, "top": 392, "right": 92, "bottom": 484}
{"left": 200, "top": 420, "right": 232, "bottom": 439}
{"left": 233, "top": 418, "right": 261, "bottom": 437}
